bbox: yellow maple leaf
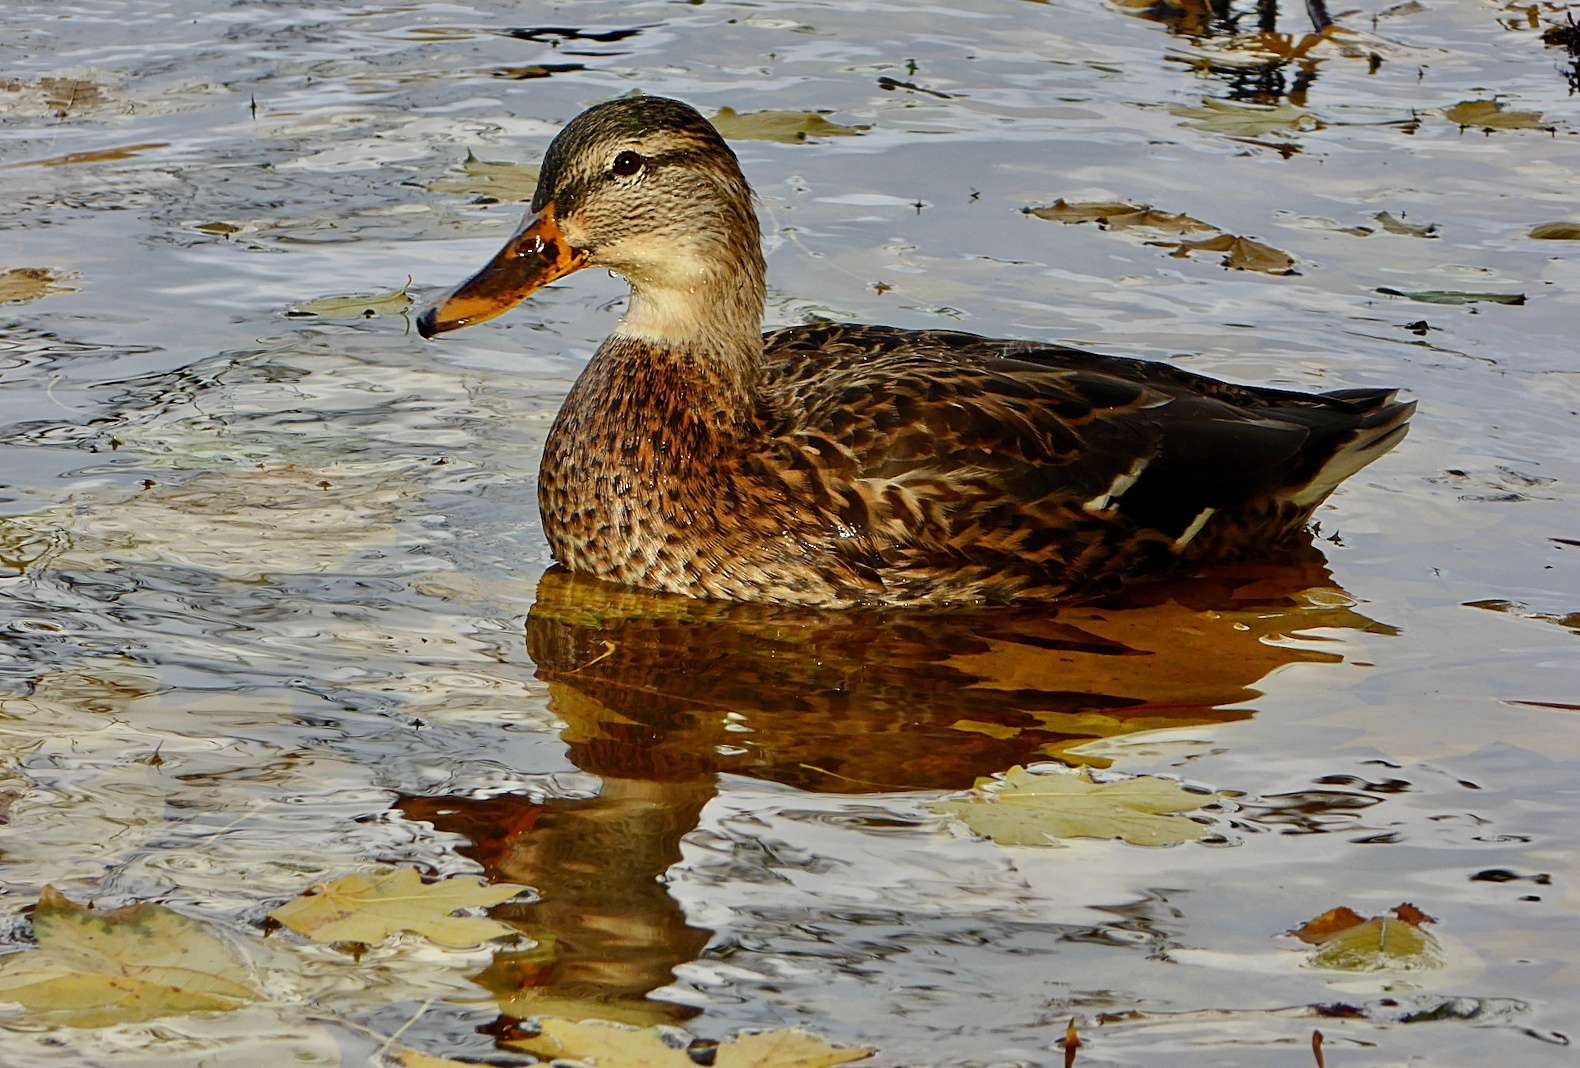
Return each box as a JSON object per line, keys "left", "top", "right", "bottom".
{"left": 0, "top": 885, "right": 256, "bottom": 1027}
{"left": 268, "top": 867, "right": 525, "bottom": 946}
{"left": 935, "top": 765, "right": 1225, "bottom": 847}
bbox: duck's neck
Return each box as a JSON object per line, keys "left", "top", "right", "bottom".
{"left": 606, "top": 239, "right": 767, "bottom": 426}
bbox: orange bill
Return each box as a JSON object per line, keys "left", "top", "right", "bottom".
{"left": 417, "top": 205, "right": 588, "bottom": 338}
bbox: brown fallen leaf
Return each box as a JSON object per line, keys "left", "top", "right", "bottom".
{"left": 1169, "top": 234, "right": 1298, "bottom": 274}
{"left": 428, "top": 152, "right": 540, "bottom": 202}
{"left": 1289, "top": 901, "right": 1446, "bottom": 972}
{"left": 1168, "top": 99, "right": 1321, "bottom": 136}
{"left": 1025, "top": 199, "right": 1214, "bottom": 234}
{"left": 1390, "top": 902, "right": 1436, "bottom": 926}
{"left": 0, "top": 267, "right": 75, "bottom": 304}
{"left": 489, "top": 63, "right": 585, "bottom": 80}
{"left": 39, "top": 77, "right": 106, "bottom": 115}
{"left": 288, "top": 277, "right": 412, "bottom": 318}
{"left": 1376, "top": 287, "right": 1524, "bottom": 305}
{"left": 708, "top": 107, "right": 867, "bottom": 143}
{"left": 0, "top": 886, "right": 256, "bottom": 1027}
{"left": 1292, "top": 906, "right": 1368, "bottom": 944}
{"left": 1444, "top": 99, "right": 1548, "bottom": 131}
{"left": 1374, "top": 211, "right": 1438, "bottom": 238}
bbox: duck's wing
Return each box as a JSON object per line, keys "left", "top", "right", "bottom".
{"left": 757, "top": 324, "right": 1412, "bottom": 561}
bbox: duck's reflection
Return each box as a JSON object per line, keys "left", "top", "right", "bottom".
{"left": 398, "top": 548, "right": 1391, "bottom": 1026}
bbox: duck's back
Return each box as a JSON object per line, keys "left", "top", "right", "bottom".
{"left": 747, "top": 324, "right": 1412, "bottom": 604}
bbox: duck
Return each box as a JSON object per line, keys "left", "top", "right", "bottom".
{"left": 417, "top": 95, "right": 1413, "bottom": 609}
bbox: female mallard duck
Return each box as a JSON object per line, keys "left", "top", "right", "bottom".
{"left": 418, "top": 95, "right": 1412, "bottom": 608}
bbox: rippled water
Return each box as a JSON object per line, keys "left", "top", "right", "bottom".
{"left": 1, "top": 0, "right": 1578, "bottom": 1064}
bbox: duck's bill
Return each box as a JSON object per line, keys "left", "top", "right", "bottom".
{"left": 416, "top": 207, "right": 588, "bottom": 338}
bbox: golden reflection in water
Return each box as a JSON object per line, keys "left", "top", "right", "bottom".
{"left": 399, "top": 547, "right": 1391, "bottom": 1029}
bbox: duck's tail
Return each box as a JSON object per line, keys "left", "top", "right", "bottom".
{"left": 1274, "top": 387, "right": 1416, "bottom": 512}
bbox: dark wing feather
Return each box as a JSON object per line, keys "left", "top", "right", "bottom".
{"left": 758, "top": 324, "right": 1410, "bottom": 569}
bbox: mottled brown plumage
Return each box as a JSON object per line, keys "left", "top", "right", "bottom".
{"left": 420, "top": 95, "right": 1414, "bottom": 608}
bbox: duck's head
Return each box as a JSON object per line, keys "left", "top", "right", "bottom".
{"left": 417, "top": 95, "right": 765, "bottom": 346}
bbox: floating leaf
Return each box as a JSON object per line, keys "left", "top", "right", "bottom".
{"left": 508, "top": 1018, "right": 874, "bottom": 1068}
{"left": 1292, "top": 906, "right": 1369, "bottom": 944}
{"left": 1444, "top": 100, "right": 1547, "bottom": 130}
{"left": 1530, "top": 222, "right": 1580, "bottom": 239}
{"left": 39, "top": 77, "right": 106, "bottom": 114}
{"left": 268, "top": 866, "right": 525, "bottom": 946}
{"left": 489, "top": 62, "right": 586, "bottom": 80}
{"left": 1374, "top": 211, "right": 1438, "bottom": 238}
{"left": 0, "top": 885, "right": 256, "bottom": 1027}
{"left": 715, "top": 1030, "right": 877, "bottom": 1068}
{"left": 0, "top": 267, "right": 74, "bottom": 304}
{"left": 498, "top": 990, "right": 689, "bottom": 1027}
{"left": 427, "top": 151, "right": 541, "bottom": 201}
{"left": 1168, "top": 99, "right": 1321, "bottom": 136}
{"left": 1292, "top": 902, "right": 1445, "bottom": 972}
{"left": 1376, "top": 287, "right": 1524, "bottom": 305}
{"left": 934, "top": 765, "right": 1225, "bottom": 847}
{"left": 1169, "top": 233, "right": 1298, "bottom": 274}
{"left": 1309, "top": 918, "right": 1443, "bottom": 971}
{"left": 1025, "top": 199, "right": 1214, "bottom": 234}
{"left": 288, "top": 276, "right": 412, "bottom": 318}
{"left": 708, "top": 107, "right": 867, "bottom": 143}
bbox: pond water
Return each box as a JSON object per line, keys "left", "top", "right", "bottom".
{"left": 1, "top": 0, "right": 1578, "bottom": 1064}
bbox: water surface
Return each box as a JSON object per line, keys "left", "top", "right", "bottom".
{"left": 0, "top": 0, "right": 1578, "bottom": 1064}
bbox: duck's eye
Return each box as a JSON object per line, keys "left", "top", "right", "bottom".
{"left": 611, "top": 151, "right": 644, "bottom": 177}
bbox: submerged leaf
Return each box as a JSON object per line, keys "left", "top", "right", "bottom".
{"left": 0, "top": 885, "right": 256, "bottom": 1027}
{"left": 1373, "top": 211, "right": 1438, "bottom": 238}
{"left": 268, "top": 866, "right": 525, "bottom": 946}
{"left": 427, "top": 151, "right": 541, "bottom": 201}
{"left": 1530, "top": 222, "right": 1580, "bottom": 240}
{"left": 1376, "top": 287, "right": 1524, "bottom": 305}
{"left": 1025, "top": 199, "right": 1214, "bottom": 234}
{"left": 709, "top": 107, "right": 867, "bottom": 143}
{"left": 934, "top": 765, "right": 1225, "bottom": 847}
{"left": 949, "top": 719, "right": 1021, "bottom": 740}
{"left": 1444, "top": 99, "right": 1547, "bottom": 130}
{"left": 1168, "top": 99, "right": 1321, "bottom": 136}
{"left": 0, "top": 267, "right": 75, "bottom": 304}
{"left": 288, "top": 276, "right": 412, "bottom": 318}
{"left": 508, "top": 1019, "right": 874, "bottom": 1068}
{"left": 1169, "top": 233, "right": 1298, "bottom": 274}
